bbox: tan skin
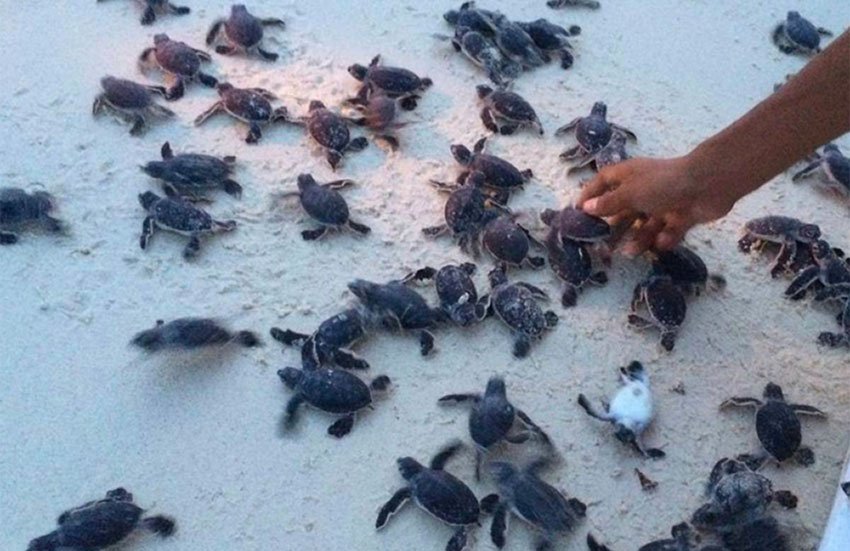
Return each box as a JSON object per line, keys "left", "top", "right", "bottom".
{"left": 578, "top": 29, "right": 850, "bottom": 256}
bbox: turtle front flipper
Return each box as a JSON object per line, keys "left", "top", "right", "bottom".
{"left": 167, "top": 2, "right": 190, "bottom": 16}
{"left": 141, "top": 4, "right": 156, "bottom": 25}
{"left": 419, "top": 330, "right": 435, "bottom": 356}
{"left": 438, "top": 393, "right": 480, "bottom": 404}
{"left": 197, "top": 72, "right": 218, "bottom": 88}
{"left": 577, "top": 394, "right": 611, "bottom": 422}
{"left": 165, "top": 78, "right": 185, "bottom": 101}
{"left": 347, "top": 220, "right": 371, "bottom": 235}
{"left": 206, "top": 19, "right": 225, "bottom": 45}
{"left": 270, "top": 327, "right": 309, "bottom": 348}
{"left": 376, "top": 487, "right": 412, "bottom": 529}
{"left": 129, "top": 114, "right": 147, "bottom": 136}
{"left": 720, "top": 397, "right": 763, "bottom": 409}
{"left": 490, "top": 504, "right": 509, "bottom": 548}
{"left": 515, "top": 409, "right": 552, "bottom": 446}
{"left": 773, "top": 490, "right": 798, "bottom": 509}
{"left": 327, "top": 413, "right": 356, "bottom": 438}
{"left": 792, "top": 159, "right": 822, "bottom": 181}
{"left": 586, "top": 534, "right": 612, "bottom": 551}
{"left": 139, "top": 216, "right": 156, "bottom": 249}
{"left": 332, "top": 349, "right": 370, "bottom": 371}
{"left": 282, "top": 394, "right": 305, "bottom": 429}
{"left": 784, "top": 265, "right": 819, "bottom": 298}
{"left": 140, "top": 515, "right": 176, "bottom": 537}
{"left": 246, "top": 122, "right": 263, "bottom": 144}
{"left": 512, "top": 334, "right": 531, "bottom": 358}
{"left": 430, "top": 442, "right": 463, "bottom": 470}
{"left": 0, "top": 231, "right": 19, "bottom": 245}
{"left": 194, "top": 101, "right": 224, "bottom": 126}
{"left": 301, "top": 227, "right": 328, "bottom": 241}
{"left": 794, "top": 446, "right": 815, "bottom": 466}
{"left": 446, "top": 527, "right": 469, "bottom": 551}
{"left": 789, "top": 404, "right": 827, "bottom": 417}
{"left": 261, "top": 17, "right": 286, "bottom": 28}
{"left": 182, "top": 235, "right": 202, "bottom": 259}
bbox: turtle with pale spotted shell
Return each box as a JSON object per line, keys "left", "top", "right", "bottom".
{"left": 289, "top": 101, "right": 369, "bottom": 170}
{"left": 487, "top": 265, "right": 558, "bottom": 358}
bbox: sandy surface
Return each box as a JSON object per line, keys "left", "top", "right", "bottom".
{"left": 2, "top": 1, "right": 850, "bottom": 550}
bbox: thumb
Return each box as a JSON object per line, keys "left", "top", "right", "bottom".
{"left": 583, "top": 187, "right": 632, "bottom": 218}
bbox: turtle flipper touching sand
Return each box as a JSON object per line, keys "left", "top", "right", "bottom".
{"left": 138, "top": 34, "right": 217, "bottom": 100}
{"left": 0, "top": 188, "right": 64, "bottom": 244}
{"left": 97, "top": 0, "right": 190, "bottom": 26}
{"left": 772, "top": 11, "right": 832, "bottom": 55}
{"left": 142, "top": 141, "right": 242, "bottom": 200}
{"left": 194, "top": 83, "right": 289, "bottom": 144}
{"left": 131, "top": 318, "right": 260, "bottom": 351}
{"left": 93, "top": 76, "right": 174, "bottom": 135}
{"left": 207, "top": 4, "right": 285, "bottom": 61}
{"left": 280, "top": 174, "right": 370, "bottom": 240}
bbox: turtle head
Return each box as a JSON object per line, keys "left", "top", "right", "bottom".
{"left": 347, "top": 279, "right": 380, "bottom": 303}
{"left": 29, "top": 191, "right": 54, "bottom": 216}
{"left": 787, "top": 11, "right": 801, "bottom": 21}
{"left": 489, "top": 461, "right": 518, "bottom": 485}
{"left": 348, "top": 63, "right": 368, "bottom": 82}
{"left": 296, "top": 173, "right": 318, "bottom": 192}
{"left": 451, "top": 144, "right": 473, "bottom": 165}
{"left": 614, "top": 423, "right": 637, "bottom": 445}
{"left": 811, "top": 240, "right": 833, "bottom": 262}
{"left": 397, "top": 457, "right": 424, "bottom": 480}
{"left": 691, "top": 503, "right": 722, "bottom": 530}
{"left": 823, "top": 143, "right": 840, "bottom": 154}
{"left": 763, "top": 382, "right": 785, "bottom": 401}
{"left": 216, "top": 82, "right": 235, "bottom": 95}
{"left": 485, "top": 376, "right": 507, "bottom": 398}
{"left": 487, "top": 265, "right": 508, "bottom": 288}
{"left": 797, "top": 223, "right": 821, "bottom": 243}
{"left": 27, "top": 532, "right": 61, "bottom": 551}
{"left": 138, "top": 191, "right": 161, "bottom": 211}
{"left": 670, "top": 523, "right": 696, "bottom": 545}
{"left": 475, "top": 84, "right": 494, "bottom": 99}
{"left": 141, "top": 161, "right": 167, "bottom": 179}
{"left": 153, "top": 33, "right": 170, "bottom": 45}
{"left": 232, "top": 4, "right": 248, "bottom": 14}
{"left": 277, "top": 367, "right": 302, "bottom": 389}
{"left": 591, "top": 101, "right": 608, "bottom": 118}
{"left": 443, "top": 9, "right": 460, "bottom": 25}
{"left": 622, "top": 361, "right": 647, "bottom": 383}
{"left": 308, "top": 100, "right": 326, "bottom": 112}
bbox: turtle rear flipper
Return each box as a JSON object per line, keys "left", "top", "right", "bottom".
{"left": 328, "top": 413, "right": 356, "bottom": 438}
{"left": 235, "top": 330, "right": 261, "bottom": 348}
{"left": 586, "top": 534, "right": 612, "bottom": 551}
{"left": 222, "top": 179, "right": 243, "bottom": 198}
{"left": 773, "top": 490, "right": 798, "bottom": 509}
{"left": 795, "top": 446, "right": 815, "bottom": 466}
{"left": 0, "top": 231, "right": 19, "bottom": 245}
{"left": 141, "top": 515, "right": 176, "bottom": 537}
{"left": 446, "top": 527, "right": 469, "bottom": 551}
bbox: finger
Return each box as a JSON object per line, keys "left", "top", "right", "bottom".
{"left": 608, "top": 213, "right": 639, "bottom": 245}
{"left": 655, "top": 218, "right": 691, "bottom": 251}
{"left": 576, "top": 167, "right": 622, "bottom": 208}
{"left": 622, "top": 218, "right": 664, "bottom": 257}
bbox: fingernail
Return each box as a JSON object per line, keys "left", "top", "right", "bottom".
{"left": 622, "top": 243, "right": 640, "bottom": 258}
{"left": 584, "top": 199, "right": 598, "bottom": 213}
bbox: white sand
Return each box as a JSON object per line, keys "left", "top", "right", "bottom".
{"left": 2, "top": 1, "right": 850, "bottom": 550}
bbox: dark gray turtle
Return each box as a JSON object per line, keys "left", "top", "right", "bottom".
{"left": 138, "top": 191, "right": 236, "bottom": 259}
{"left": 345, "top": 93, "right": 405, "bottom": 151}
{"left": 290, "top": 101, "right": 369, "bottom": 170}
{"left": 376, "top": 443, "right": 485, "bottom": 551}
{"left": 439, "top": 376, "right": 552, "bottom": 480}
{"left": 437, "top": 26, "right": 520, "bottom": 86}
{"left": 568, "top": 132, "right": 630, "bottom": 172}
{"left": 280, "top": 174, "right": 370, "bottom": 241}
{"left": 206, "top": 4, "right": 285, "bottom": 61}
{"left": 97, "top": 0, "right": 189, "bottom": 26}
{"left": 194, "top": 83, "right": 289, "bottom": 144}
{"left": 578, "top": 361, "right": 665, "bottom": 459}
{"left": 784, "top": 240, "right": 850, "bottom": 300}
{"left": 404, "top": 263, "right": 488, "bottom": 327}
{"left": 651, "top": 245, "right": 726, "bottom": 296}
{"left": 556, "top": 102, "right": 637, "bottom": 159}
{"left": 793, "top": 143, "right": 850, "bottom": 196}
{"left": 542, "top": 218, "right": 607, "bottom": 307}
{"left": 0, "top": 188, "right": 64, "bottom": 245}
{"left": 721, "top": 382, "right": 826, "bottom": 469}
{"left": 92, "top": 76, "right": 173, "bottom": 136}
{"left": 422, "top": 172, "right": 502, "bottom": 256}
{"left": 720, "top": 516, "right": 788, "bottom": 551}
{"left": 587, "top": 526, "right": 721, "bottom": 551}
{"left": 483, "top": 214, "right": 546, "bottom": 270}
{"left": 541, "top": 206, "right": 611, "bottom": 245}
{"left": 548, "top": 0, "right": 601, "bottom": 9}
{"left": 737, "top": 215, "right": 821, "bottom": 277}
{"left": 772, "top": 11, "right": 832, "bottom": 55}
{"left": 348, "top": 278, "right": 445, "bottom": 356}
{"left": 443, "top": 2, "right": 501, "bottom": 36}
{"left": 348, "top": 55, "right": 432, "bottom": 111}
{"left": 142, "top": 141, "right": 242, "bottom": 201}
{"left": 138, "top": 34, "right": 216, "bottom": 100}
{"left": 517, "top": 19, "right": 581, "bottom": 69}
{"left": 486, "top": 15, "right": 548, "bottom": 69}
{"left": 277, "top": 366, "right": 390, "bottom": 438}
{"left": 131, "top": 317, "right": 260, "bottom": 351}
{"left": 487, "top": 265, "right": 558, "bottom": 358}
{"left": 629, "top": 273, "right": 687, "bottom": 351}
{"left": 28, "top": 488, "right": 174, "bottom": 551}
{"left": 450, "top": 137, "right": 534, "bottom": 204}
{"left": 270, "top": 308, "right": 370, "bottom": 371}
{"left": 691, "top": 458, "right": 797, "bottom": 532}
{"left": 818, "top": 295, "right": 850, "bottom": 349}
{"left": 476, "top": 85, "right": 544, "bottom": 136}
{"left": 487, "top": 458, "right": 586, "bottom": 550}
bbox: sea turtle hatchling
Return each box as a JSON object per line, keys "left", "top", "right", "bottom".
{"left": 279, "top": 174, "right": 371, "bottom": 241}
{"left": 206, "top": 4, "right": 286, "bottom": 61}
{"left": 376, "top": 442, "right": 487, "bottom": 551}
{"left": 719, "top": 516, "right": 788, "bottom": 551}
{"left": 483, "top": 214, "right": 546, "bottom": 270}
{"left": 545, "top": 229, "right": 607, "bottom": 308}
{"left": 348, "top": 55, "right": 432, "bottom": 111}
{"left": 138, "top": 34, "right": 217, "bottom": 100}
{"left": 131, "top": 317, "right": 260, "bottom": 351}
{"left": 438, "top": 26, "right": 520, "bottom": 86}
{"left": 138, "top": 191, "right": 236, "bottom": 260}
{"left": 439, "top": 375, "right": 552, "bottom": 480}
{"left": 629, "top": 273, "right": 687, "bottom": 351}
{"left": 270, "top": 308, "right": 370, "bottom": 371}
{"left": 720, "top": 382, "right": 826, "bottom": 469}
{"left": 194, "top": 83, "right": 289, "bottom": 144}
{"left": 784, "top": 239, "right": 850, "bottom": 301}
{"left": 0, "top": 188, "right": 64, "bottom": 245}
{"left": 487, "top": 265, "right": 559, "bottom": 358}
{"left": 97, "top": 0, "right": 190, "bottom": 26}
{"left": 403, "top": 263, "right": 489, "bottom": 327}
{"left": 650, "top": 245, "right": 726, "bottom": 296}
{"left": 556, "top": 102, "right": 636, "bottom": 158}
{"left": 738, "top": 215, "right": 821, "bottom": 277}
{"left": 345, "top": 94, "right": 406, "bottom": 151}
{"left": 567, "top": 132, "right": 630, "bottom": 173}
{"left": 28, "top": 488, "right": 175, "bottom": 551}
{"left": 772, "top": 11, "right": 832, "bottom": 55}
{"left": 578, "top": 361, "right": 666, "bottom": 459}
{"left": 587, "top": 525, "right": 721, "bottom": 551}
{"left": 487, "top": 15, "right": 548, "bottom": 69}
{"left": 448, "top": 137, "right": 534, "bottom": 205}
{"left": 792, "top": 143, "right": 850, "bottom": 196}
{"left": 517, "top": 19, "right": 581, "bottom": 69}
{"left": 142, "top": 141, "right": 242, "bottom": 200}
{"left": 443, "top": 2, "right": 501, "bottom": 36}
{"left": 92, "top": 76, "right": 173, "bottom": 136}
{"left": 476, "top": 85, "right": 544, "bottom": 136}
{"left": 289, "top": 101, "right": 369, "bottom": 170}
{"left": 547, "top": 0, "right": 601, "bottom": 9}
{"left": 541, "top": 206, "right": 611, "bottom": 246}
{"left": 487, "top": 458, "right": 587, "bottom": 550}
{"left": 277, "top": 365, "right": 390, "bottom": 438}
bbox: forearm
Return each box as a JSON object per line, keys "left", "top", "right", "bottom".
{"left": 686, "top": 29, "right": 850, "bottom": 206}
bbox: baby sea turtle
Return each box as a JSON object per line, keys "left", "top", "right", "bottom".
{"left": 691, "top": 458, "right": 797, "bottom": 532}
{"left": 568, "top": 133, "right": 630, "bottom": 172}
{"left": 784, "top": 240, "right": 850, "bottom": 300}
{"left": 476, "top": 85, "right": 544, "bottom": 136}
{"left": 280, "top": 174, "right": 370, "bottom": 241}
{"left": 449, "top": 137, "right": 534, "bottom": 204}
{"left": 194, "top": 83, "right": 289, "bottom": 144}
{"left": 793, "top": 143, "right": 850, "bottom": 196}
{"left": 271, "top": 308, "right": 370, "bottom": 371}
{"left": 277, "top": 366, "right": 390, "bottom": 438}
{"left": 651, "top": 245, "right": 726, "bottom": 296}
{"left": 440, "top": 26, "right": 520, "bottom": 86}
{"left": 138, "top": 191, "right": 236, "bottom": 259}
{"left": 131, "top": 317, "right": 260, "bottom": 351}
{"left": 738, "top": 216, "right": 821, "bottom": 277}
{"left": 92, "top": 76, "right": 173, "bottom": 136}
{"left": 630, "top": 273, "right": 687, "bottom": 351}
{"left": 487, "top": 458, "right": 586, "bottom": 550}
{"left": 290, "top": 101, "right": 369, "bottom": 170}
{"left": 541, "top": 206, "right": 611, "bottom": 246}
{"left": 587, "top": 525, "right": 715, "bottom": 551}
{"left": 772, "top": 11, "right": 832, "bottom": 55}
{"left": 443, "top": 2, "right": 501, "bottom": 36}
{"left": 487, "top": 265, "right": 558, "bottom": 358}
{"left": 404, "top": 263, "right": 488, "bottom": 327}
{"left": 345, "top": 94, "right": 405, "bottom": 151}
{"left": 142, "top": 141, "right": 242, "bottom": 201}
{"left": 720, "top": 516, "right": 788, "bottom": 551}
{"left": 487, "top": 16, "right": 548, "bottom": 69}
{"left": 545, "top": 232, "right": 607, "bottom": 308}
{"left": 483, "top": 214, "right": 546, "bottom": 270}
{"left": 138, "top": 34, "right": 217, "bottom": 100}
{"left": 376, "top": 442, "right": 485, "bottom": 551}
{"left": 517, "top": 19, "right": 580, "bottom": 69}
{"left": 556, "top": 102, "right": 636, "bottom": 158}
{"left": 818, "top": 294, "right": 850, "bottom": 349}
{"left": 348, "top": 278, "right": 445, "bottom": 356}
{"left": 0, "top": 188, "right": 64, "bottom": 245}
{"left": 721, "top": 382, "right": 826, "bottom": 469}
{"left": 439, "top": 375, "right": 552, "bottom": 480}
{"left": 547, "top": 0, "right": 601, "bottom": 9}
{"left": 578, "top": 361, "right": 665, "bottom": 459}
{"left": 97, "top": 0, "right": 190, "bottom": 26}
{"left": 348, "top": 55, "right": 432, "bottom": 111}
{"left": 28, "top": 488, "right": 175, "bottom": 551}
{"left": 206, "top": 4, "right": 285, "bottom": 61}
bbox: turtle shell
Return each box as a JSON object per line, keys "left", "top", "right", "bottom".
{"left": 314, "top": 309, "right": 365, "bottom": 353}
{"left": 161, "top": 154, "right": 232, "bottom": 185}
{"left": 743, "top": 216, "right": 807, "bottom": 241}
{"left": 756, "top": 400, "right": 801, "bottom": 461}
{"left": 785, "top": 15, "right": 820, "bottom": 50}
{"left": 411, "top": 470, "right": 480, "bottom": 526}
{"left": 367, "top": 66, "right": 424, "bottom": 95}
{"left": 576, "top": 115, "right": 612, "bottom": 153}
{"left": 492, "top": 284, "right": 546, "bottom": 337}
{"left": 226, "top": 10, "right": 264, "bottom": 47}
{"left": 520, "top": 20, "right": 569, "bottom": 50}
{"left": 221, "top": 88, "right": 273, "bottom": 122}
{"left": 487, "top": 90, "right": 538, "bottom": 123}
{"left": 470, "top": 396, "right": 515, "bottom": 448}
{"left": 445, "top": 186, "right": 488, "bottom": 234}
{"left": 155, "top": 40, "right": 201, "bottom": 77}
{"left": 556, "top": 207, "right": 610, "bottom": 242}
{"left": 435, "top": 265, "right": 478, "bottom": 307}
{"left": 101, "top": 77, "right": 153, "bottom": 109}
{"left": 299, "top": 183, "right": 350, "bottom": 226}
{"left": 151, "top": 198, "right": 214, "bottom": 233}
{"left": 644, "top": 277, "right": 687, "bottom": 329}
{"left": 153, "top": 318, "right": 233, "bottom": 348}
{"left": 0, "top": 188, "right": 46, "bottom": 224}
{"left": 711, "top": 470, "right": 773, "bottom": 519}
{"left": 54, "top": 500, "right": 143, "bottom": 549}
{"left": 298, "top": 368, "right": 372, "bottom": 414}
{"left": 469, "top": 154, "right": 526, "bottom": 190}
{"left": 508, "top": 473, "right": 578, "bottom": 533}
{"left": 483, "top": 216, "right": 530, "bottom": 265}
{"left": 721, "top": 516, "right": 788, "bottom": 551}
{"left": 548, "top": 235, "right": 592, "bottom": 286}
{"left": 352, "top": 281, "right": 436, "bottom": 330}
{"left": 653, "top": 246, "right": 709, "bottom": 286}
{"left": 307, "top": 108, "right": 351, "bottom": 151}
{"left": 824, "top": 150, "right": 850, "bottom": 187}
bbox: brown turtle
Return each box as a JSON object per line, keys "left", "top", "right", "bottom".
{"left": 92, "top": 76, "right": 173, "bottom": 136}
{"left": 194, "top": 83, "right": 289, "bottom": 144}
